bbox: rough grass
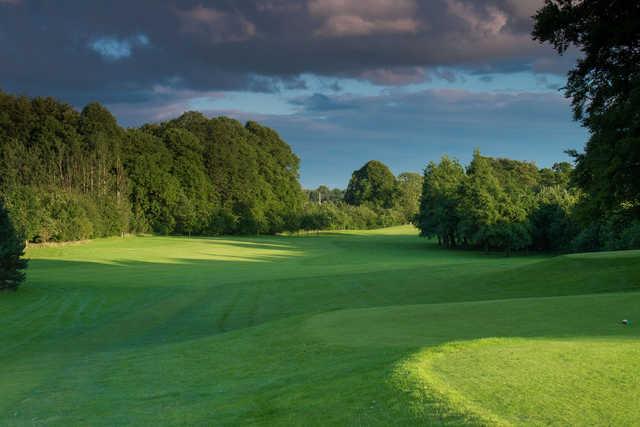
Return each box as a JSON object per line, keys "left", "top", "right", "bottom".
{"left": 1, "top": 225, "right": 639, "bottom": 425}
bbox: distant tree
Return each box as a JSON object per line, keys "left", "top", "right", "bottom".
{"left": 161, "top": 127, "right": 215, "bottom": 235}
{"left": 533, "top": 0, "right": 640, "bottom": 219}
{"left": 396, "top": 172, "right": 423, "bottom": 223}
{"left": 123, "top": 129, "right": 182, "bottom": 234}
{"left": 345, "top": 160, "right": 398, "bottom": 208}
{"left": 306, "top": 186, "right": 345, "bottom": 204}
{"left": 457, "top": 152, "right": 505, "bottom": 251}
{"left": 539, "top": 162, "right": 573, "bottom": 188}
{"left": 0, "top": 200, "right": 27, "bottom": 291}
{"left": 0, "top": 91, "right": 306, "bottom": 240}
{"left": 417, "top": 157, "right": 465, "bottom": 247}
{"left": 245, "top": 121, "right": 305, "bottom": 232}
{"left": 530, "top": 185, "right": 579, "bottom": 251}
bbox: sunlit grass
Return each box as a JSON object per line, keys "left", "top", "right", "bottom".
{"left": 1, "top": 226, "right": 639, "bottom": 425}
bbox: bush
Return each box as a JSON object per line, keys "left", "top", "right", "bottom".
{"left": 572, "top": 223, "right": 602, "bottom": 252}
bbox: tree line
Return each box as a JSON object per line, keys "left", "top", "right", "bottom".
{"left": 415, "top": 0, "right": 640, "bottom": 254}
{"left": 298, "top": 161, "right": 422, "bottom": 232}
{"left": 416, "top": 148, "right": 639, "bottom": 254}
{"left": 416, "top": 151, "right": 581, "bottom": 254}
{"left": 0, "top": 92, "right": 305, "bottom": 242}
{"left": 2, "top": 0, "right": 639, "bottom": 289}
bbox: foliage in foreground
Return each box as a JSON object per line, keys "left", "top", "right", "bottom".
{"left": 0, "top": 199, "right": 26, "bottom": 291}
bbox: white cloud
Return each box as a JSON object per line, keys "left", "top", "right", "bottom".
{"left": 309, "top": 0, "right": 421, "bottom": 37}
{"left": 177, "top": 5, "right": 256, "bottom": 43}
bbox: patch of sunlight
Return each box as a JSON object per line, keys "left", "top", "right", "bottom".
{"left": 393, "top": 337, "right": 640, "bottom": 426}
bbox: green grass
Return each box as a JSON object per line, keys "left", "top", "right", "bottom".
{"left": 1, "top": 225, "right": 639, "bottom": 425}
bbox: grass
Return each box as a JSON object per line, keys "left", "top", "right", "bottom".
{"left": 1, "top": 225, "right": 639, "bottom": 425}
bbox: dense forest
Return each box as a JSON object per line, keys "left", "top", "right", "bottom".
{"left": 0, "top": 90, "right": 421, "bottom": 243}
{"left": 417, "top": 150, "right": 639, "bottom": 254}
{"left": 417, "top": 152, "right": 579, "bottom": 254}
{"left": 0, "top": 91, "right": 306, "bottom": 241}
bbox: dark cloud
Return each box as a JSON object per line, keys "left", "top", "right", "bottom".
{"left": 0, "top": 0, "right": 567, "bottom": 106}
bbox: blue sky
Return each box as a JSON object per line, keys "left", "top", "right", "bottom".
{"left": 177, "top": 71, "right": 586, "bottom": 188}
{"left": 0, "top": 0, "right": 587, "bottom": 188}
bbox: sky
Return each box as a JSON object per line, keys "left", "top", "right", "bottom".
{"left": 0, "top": 0, "right": 588, "bottom": 188}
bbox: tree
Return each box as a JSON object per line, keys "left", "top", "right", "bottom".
{"left": 533, "top": 0, "right": 640, "bottom": 219}
{"left": 344, "top": 160, "right": 397, "bottom": 208}
{"left": 419, "top": 151, "right": 539, "bottom": 253}
{"left": 457, "top": 152, "right": 505, "bottom": 251}
{"left": 530, "top": 185, "right": 579, "bottom": 251}
{"left": 0, "top": 89, "right": 309, "bottom": 240}
{"left": 397, "top": 172, "right": 423, "bottom": 223}
{"left": 416, "top": 157, "right": 465, "bottom": 247}
{"left": 305, "top": 186, "right": 344, "bottom": 204}
{"left": 0, "top": 200, "right": 27, "bottom": 291}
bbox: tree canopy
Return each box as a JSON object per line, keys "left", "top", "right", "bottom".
{"left": 533, "top": 0, "right": 640, "bottom": 220}
{"left": 0, "top": 91, "right": 305, "bottom": 241}
{"left": 417, "top": 151, "right": 580, "bottom": 254}
{"left": 344, "top": 160, "right": 398, "bottom": 209}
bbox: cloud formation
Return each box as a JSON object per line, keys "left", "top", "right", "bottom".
{"left": 177, "top": 5, "right": 257, "bottom": 43}
{"left": 310, "top": 0, "right": 421, "bottom": 37}
{"left": 0, "top": 0, "right": 562, "bottom": 104}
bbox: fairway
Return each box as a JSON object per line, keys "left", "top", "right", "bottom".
{"left": 2, "top": 226, "right": 640, "bottom": 425}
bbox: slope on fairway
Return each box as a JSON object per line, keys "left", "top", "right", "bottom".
{"left": 1, "top": 226, "right": 639, "bottom": 425}
{"left": 401, "top": 337, "right": 640, "bottom": 426}
{"left": 306, "top": 292, "right": 640, "bottom": 424}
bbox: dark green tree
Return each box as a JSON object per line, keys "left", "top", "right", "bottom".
{"left": 417, "top": 157, "right": 465, "bottom": 247}
{"left": 397, "top": 172, "right": 423, "bottom": 223}
{"left": 345, "top": 160, "right": 397, "bottom": 208}
{"left": 0, "top": 200, "right": 27, "bottom": 291}
{"left": 533, "top": 0, "right": 640, "bottom": 219}
{"left": 419, "top": 151, "right": 539, "bottom": 254}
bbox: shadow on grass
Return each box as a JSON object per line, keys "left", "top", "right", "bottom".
{"left": 4, "top": 230, "right": 640, "bottom": 362}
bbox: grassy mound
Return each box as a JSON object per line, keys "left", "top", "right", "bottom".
{"left": 397, "top": 338, "right": 640, "bottom": 425}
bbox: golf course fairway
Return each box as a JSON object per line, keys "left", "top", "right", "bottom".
{"left": 1, "top": 225, "right": 639, "bottom": 425}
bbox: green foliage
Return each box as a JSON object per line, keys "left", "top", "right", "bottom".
{"left": 0, "top": 91, "right": 305, "bottom": 240}
{"left": 0, "top": 199, "right": 27, "bottom": 291}
{"left": 533, "top": 0, "right": 640, "bottom": 221}
{"left": 345, "top": 160, "right": 398, "bottom": 209}
{"left": 303, "top": 164, "right": 418, "bottom": 232}
{"left": 573, "top": 206, "right": 640, "bottom": 252}
{"left": 298, "top": 201, "right": 402, "bottom": 231}
{"left": 417, "top": 156, "right": 465, "bottom": 247}
{"left": 530, "top": 186, "right": 579, "bottom": 251}
{"left": 396, "top": 172, "right": 423, "bottom": 223}
{"left": 417, "top": 150, "right": 579, "bottom": 253}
